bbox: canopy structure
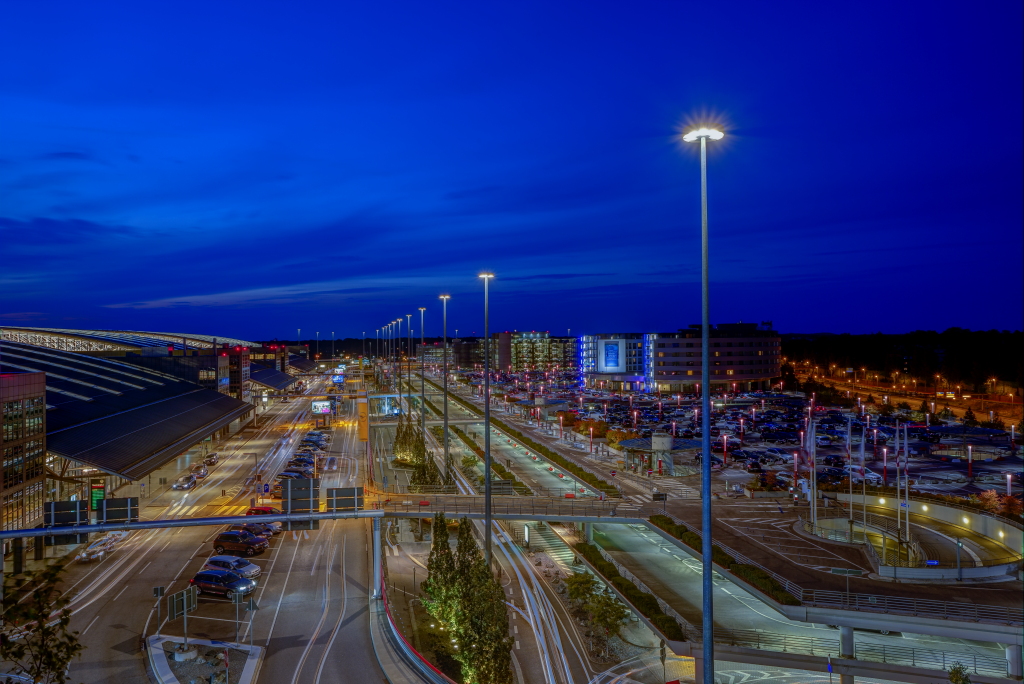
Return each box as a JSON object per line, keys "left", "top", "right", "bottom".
{"left": 0, "top": 341, "right": 252, "bottom": 480}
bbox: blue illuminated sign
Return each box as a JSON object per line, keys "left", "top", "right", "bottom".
{"left": 925, "top": 560, "right": 939, "bottom": 566}
{"left": 604, "top": 342, "right": 619, "bottom": 368}
{"left": 331, "top": 375, "right": 345, "bottom": 383}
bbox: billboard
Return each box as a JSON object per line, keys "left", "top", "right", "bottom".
{"left": 597, "top": 339, "right": 626, "bottom": 373}
{"left": 331, "top": 375, "right": 345, "bottom": 383}
{"left": 311, "top": 400, "right": 332, "bottom": 414}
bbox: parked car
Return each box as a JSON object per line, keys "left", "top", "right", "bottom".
{"left": 189, "top": 569, "right": 257, "bottom": 598}
{"left": 203, "top": 555, "right": 262, "bottom": 579}
{"left": 189, "top": 464, "right": 209, "bottom": 479}
{"left": 247, "top": 506, "right": 282, "bottom": 517}
{"left": 843, "top": 465, "right": 882, "bottom": 483}
{"left": 204, "top": 452, "right": 220, "bottom": 466}
{"left": 213, "top": 530, "right": 268, "bottom": 557}
{"left": 228, "top": 522, "right": 278, "bottom": 538}
{"left": 282, "top": 467, "right": 314, "bottom": 478}
{"left": 172, "top": 475, "right": 197, "bottom": 490}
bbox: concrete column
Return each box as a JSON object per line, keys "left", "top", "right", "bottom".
{"left": 839, "top": 625, "right": 855, "bottom": 684}
{"left": 12, "top": 537, "right": 24, "bottom": 574}
{"left": 583, "top": 522, "right": 593, "bottom": 543}
{"left": 371, "top": 517, "right": 382, "bottom": 599}
{"left": 33, "top": 536, "right": 44, "bottom": 561}
{"left": 1007, "top": 644, "right": 1023, "bottom": 680}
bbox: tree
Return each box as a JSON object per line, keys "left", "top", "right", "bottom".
{"left": 450, "top": 518, "right": 513, "bottom": 684}
{"left": 586, "top": 593, "right": 629, "bottom": 655}
{"left": 866, "top": 394, "right": 876, "bottom": 404}
{"left": 879, "top": 403, "right": 895, "bottom": 417}
{"left": 0, "top": 561, "right": 84, "bottom": 684}
{"left": 947, "top": 661, "right": 971, "bottom": 684}
{"left": 896, "top": 401, "right": 912, "bottom": 411}
{"left": 976, "top": 490, "right": 1001, "bottom": 513}
{"left": 422, "top": 514, "right": 457, "bottom": 625}
{"left": 963, "top": 408, "right": 978, "bottom": 428}
{"left": 917, "top": 401, "right": 930, "bottom": 415}
{"left": 999, "top": 495, "right": 1023, "bottom": 518}
{"left": 564, "top": 572, "right": 598, "bottom": 606}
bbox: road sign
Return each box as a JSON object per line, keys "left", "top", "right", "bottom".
{"left": 153, "top": 586, "right": 165, "bottom": 598}
{"left": 829, "top": 568, "right": 862, "bottom": 576}
{"left": 245, "top": 599, "right": 259, "bottom": 612}
{"left": 610, "top": 470, "right": 616, "bottom": 477}
{"left": 167, "top": 586, "right": 198, "bottom": 620}
{"left": 652, "top": 492, "right": 668, "bottom": 502}
{"left": 263, "top": 484, "right": 270, "bottom": 493}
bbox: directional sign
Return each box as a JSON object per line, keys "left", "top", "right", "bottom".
{"left": 167, "top": 586, "right": 198, "bottom": 621}
{"left": 829, "top": 568, "right": 863, "bottom": 576}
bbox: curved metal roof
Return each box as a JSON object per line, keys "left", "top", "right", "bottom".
{"left": 0, "top": 326, "right": 254, "bottom": 351}
{"left": 0, "top": 341, "right": 252, "bottom": 480}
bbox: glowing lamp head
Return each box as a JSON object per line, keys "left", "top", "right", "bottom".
{"left": 478, "top": 272, "right": 495, "bottom": 280}
{"left": 682, "top": 127, "right": 724, "bottom": 142}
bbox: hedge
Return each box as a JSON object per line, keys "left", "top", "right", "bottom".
{"left": 447, "top": 425, "right": 533, "bottom": 495}
{"left": 422, "top": 377, "right": 620, "bottom": 497}
{"left": 648, "top": 514, "right": 801, "bottom": 606}
{"left": 574, "top": 542, "right": 686, "bottom": 641}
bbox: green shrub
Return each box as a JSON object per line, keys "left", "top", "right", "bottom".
{"left": 728, "top": 564, "right": 801, "bottom": 605}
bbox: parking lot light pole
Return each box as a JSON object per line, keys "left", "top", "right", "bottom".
{"left": 419, "top": 307, "right": 427, "bottom": 436}
{"left": 682, "top": 124, "right": 724, "bottom": 684}
{"left": 440, "top": 295, "right": 451, "bottom": 483}
{"left": 479, "top": 272, "right": 496, "bottom": 567}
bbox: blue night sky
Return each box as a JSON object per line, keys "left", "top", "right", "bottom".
{"left": 2, "top": 1, "right": 1021, "bottom": 340}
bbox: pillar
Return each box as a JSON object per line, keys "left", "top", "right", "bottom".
{"left": 12, "top": 537, "right": 24, "bottom": 575}
{"left": 583, "top": 522, "right": 593, "bottom": 543}
{"left": 1007, "top": 644, "right": 1023, "bottom": 680}
{"left": 371, "top": 517, "right": 382, "bottom": 599}
{"left": 33, "top": 536, "right": 44, "bottom": 561}
{"left": 839, "top": 625, "right": 855, "bottom": 684}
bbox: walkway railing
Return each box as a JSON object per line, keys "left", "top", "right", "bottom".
{"left": 855, "top": 642, "right": 1008, "bottom": 678}
{"left": 378, "top": 494, "right": 622, "bottom": 518}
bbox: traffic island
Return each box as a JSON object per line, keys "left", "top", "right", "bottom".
{"left": 146, "top": 636, "right": 263, "bottom": 684}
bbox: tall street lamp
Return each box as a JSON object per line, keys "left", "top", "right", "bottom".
{"left": 682, "top": 124, "right": 724, "bottom": 684}
{"left": 479, "top": 272, "right": 496, "bottom": 566}
{"left": 419, "top": 307, "right": 427, "bottom": 437}
{"left": 440, "top": 295, "right": 452, "bottom": 483}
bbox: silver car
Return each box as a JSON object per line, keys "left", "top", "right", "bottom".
{"left": 203, "top": 555, "right": 262, "bottom": 579}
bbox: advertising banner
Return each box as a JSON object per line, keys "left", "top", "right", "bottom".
{"left": 311, "top": 400, "right": 332, "bottom": 414}
{"left": 597, "top": 339, "right": 626, "bottom": 372}
{"left": 357, "top": 392, "right": 369, "bottom": 441}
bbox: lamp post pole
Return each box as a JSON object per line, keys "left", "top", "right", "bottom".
{"left": 480, "top": 273, "right": 496, "bottom": 567}
{"left": 683, "top": 125, "right": 724, "bottom": 684}
{"left": 441, "top": 295, "right": 452, "bottom": 483}
{"left": 405, "top": 314, "right": 412, "bottom": 415}
{"left": 419, "top": 307, "right": 427, "bottom": 437}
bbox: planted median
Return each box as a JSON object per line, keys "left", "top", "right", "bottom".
{"left": 421, "top": 376, "right": 619, "bottom": 498}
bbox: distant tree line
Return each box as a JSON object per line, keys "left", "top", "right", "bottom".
{"left": 782, "top": 328, "right": 1023, "bottom": 395}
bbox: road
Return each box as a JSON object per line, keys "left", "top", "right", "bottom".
{"left": 63, "top": 380, "right": 388, "bottom": 684}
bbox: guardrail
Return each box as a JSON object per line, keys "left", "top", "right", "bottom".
{"left": 855, "top": 642, "right": 1008, "bottom": 678}
{"left": 378, "top": 494, "right": 622, "bottom": 518}
{"left": 801, "top": 589, "right": 1024, "bottom": 625}
{"left": 714, "top": 628, "right": 839, "bottom": 658}
{"left": 379, "top": 581, "right": 457, "bottom": 683}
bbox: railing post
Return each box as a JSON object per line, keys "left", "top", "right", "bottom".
{"left": 371, "top": 516, "right": 382, "bottom": 599}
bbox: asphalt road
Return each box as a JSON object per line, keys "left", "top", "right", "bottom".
{"left": 63, "top": 381, "right": 388, "bottom": 684}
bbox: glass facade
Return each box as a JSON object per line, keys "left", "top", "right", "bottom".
{"left": 1, "top": 375, "right": 47, "bottom": 531}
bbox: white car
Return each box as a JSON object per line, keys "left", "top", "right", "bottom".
{"left": 844, "top": 465, "right": 882, "bottom": 483}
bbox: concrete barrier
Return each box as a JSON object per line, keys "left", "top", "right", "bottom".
{"left": 835, "top": 492, "right": 1023, "bottom": 555}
